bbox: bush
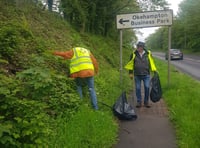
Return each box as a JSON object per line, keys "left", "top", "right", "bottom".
{"left": 0, "top": 23, "right": 33, "bottom": 61}
{"left": 0, "top": 65, "right": 81, "bottom": 147}
{"left": 0, "top": 74, "right": 53, "bottom": 147}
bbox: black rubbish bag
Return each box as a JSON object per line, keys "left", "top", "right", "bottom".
{"left": 113, "top": 91, "right": 137, "bottom": 120}
{"left": 150, "top": 71, "right": 162, "bottom": 103}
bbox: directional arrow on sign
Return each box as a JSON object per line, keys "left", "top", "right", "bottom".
{"left": 116, "top": 10, "right": 173, "bottom": 29}
{"left": 119, "top": 18, "right": 130, "bottom": 25}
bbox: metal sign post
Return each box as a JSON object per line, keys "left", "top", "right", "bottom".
{"left": 119, "top": 29, "right": 123, "bottom": 88}
{"left": 168, "top": 26, "right": 172, "bottom": 86}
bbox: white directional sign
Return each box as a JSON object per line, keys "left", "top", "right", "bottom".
{"left": 116, "top": 10, "right": 173, "bottom": 29}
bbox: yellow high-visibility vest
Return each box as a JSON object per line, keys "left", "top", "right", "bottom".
{"left": 125, "top": 50, "right": 157, "bottom": 71}
{"left": 70, "top": 47, "right": 94, "bottom": 74}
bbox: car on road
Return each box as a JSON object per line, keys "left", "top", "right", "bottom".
{"left": 165, "top": 49, "right": 183, "bottom": 60}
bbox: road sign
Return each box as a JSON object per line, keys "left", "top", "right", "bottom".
{"left": 116, "top": 10, "right": 173, "bottom": 29}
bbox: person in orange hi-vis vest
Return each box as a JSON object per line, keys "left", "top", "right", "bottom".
{"left": 53, "top": 47, "right": 99, "bottom": 110}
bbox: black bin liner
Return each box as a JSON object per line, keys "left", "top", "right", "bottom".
{"left": 113, "top": 91, "right": 137, "bottom": 120}
{"left": 150, "top": 71, "right": 162, "bottom": 103}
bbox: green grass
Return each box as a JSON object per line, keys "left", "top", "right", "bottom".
{"left": 49, "top": 105, "right": 118, "bottom": 148}
{"left": 155, "top": 59, "right": 200, "bottom": 148}
{"left": 1, "top": 2, "right": 200, "bottom": 147}
{"left": 0, "top": 2, "right": 129, "bottom": 147}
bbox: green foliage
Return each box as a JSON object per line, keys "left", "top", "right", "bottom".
{"left": 60, "top": 0, "right": 141, "bottom": 36}
{"left": 146, "top": 27, "right": 168, "bottom": 51}
{"left": 137, "top": 0, "right": 169, "bottom": 11}
{"left": 0, "top": 21, "right": 49, "bottom": 72}
{"left": 0, "top": 2, "right": 125, "bottom": 146}
{"left": 0, "top": 1, "right": 170, "bottom": 147}
{"left": 49, "top": 105, "right": 118, "bottom": 148}
{"left": 0, "top": 24, "right": 24, "bottom": 60}
{"left": 155, "top": 59, "right": 200, "bottom": 148}
{"left": 178, "top": 0, "right": 200, "bottom": 51}
{"left": 0, "top": 66, "right": 80, "bottom": 147}
{"left": 146, "top": 0, "right": 200, "bottom": 52}
{"left": 95, "top": 68, "right": 130, "bottom": 108}
{"left": 0, "top": 74, "right": 52, "bottom": 147}
{"left": 16, "top": 65, "right": 80, "bottom": 116}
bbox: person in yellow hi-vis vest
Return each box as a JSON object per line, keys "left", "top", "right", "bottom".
{"left": 125, "top": 41, "right": 157, "bottom": 108}
{"left": 53, "top": 47, "right": 98, "bottom": 110}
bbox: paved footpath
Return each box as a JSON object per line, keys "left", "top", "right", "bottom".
{"left": 114, "top": 90, "right": 177, "bottom": 148}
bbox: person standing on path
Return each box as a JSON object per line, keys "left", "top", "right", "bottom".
{"left": 125, "top": 41, "right": 157, "bottom": 108}
{"left": 53, "top": 47, "right": 99, "bottom": 110}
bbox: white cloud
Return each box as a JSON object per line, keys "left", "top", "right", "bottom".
{"left": 167, "top": 0, "right": 180, "bottom": 15}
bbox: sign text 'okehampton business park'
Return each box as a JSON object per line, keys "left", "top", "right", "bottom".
{"left": 116, "top": 10, "right": 173, "bottom": 29}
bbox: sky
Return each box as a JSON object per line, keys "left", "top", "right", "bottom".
{"left": 136, "top": 0, "right": 183, "bottom": 42}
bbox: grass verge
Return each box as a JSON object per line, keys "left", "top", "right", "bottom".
{"left": 155, "top": 58, "right": 200, "bottom": 148}
{"left": 49, "top": 105, "right": 118, "bottom": 148}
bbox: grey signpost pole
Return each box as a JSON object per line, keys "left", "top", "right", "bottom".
{"left": 168, "top": 26, "right": 172, "bottom": 87}
{"left": 119, "top": 29, "right": 123, "bottom": 88}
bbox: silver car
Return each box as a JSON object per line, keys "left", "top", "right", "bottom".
{"left": 165, "top": 49, "right": 183, "bottom": 60}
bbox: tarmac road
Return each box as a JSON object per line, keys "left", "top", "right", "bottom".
{"left": 153, "top": 52, "right": 200, "bottom": 81}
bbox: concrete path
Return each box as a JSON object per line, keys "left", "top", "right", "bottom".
{"left": 114, "top": 90, "right": 177, "bottom": 148}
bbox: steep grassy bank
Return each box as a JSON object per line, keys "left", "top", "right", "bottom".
{"left": 0, "top": 1, "right": 131, "bottom": 147}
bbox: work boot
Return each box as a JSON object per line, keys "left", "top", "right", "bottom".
{"left": 136, "top": 102, "right": 142, "bottom": 108}
{"left": 144, "top": 102, "right": 151, "bottom": 108}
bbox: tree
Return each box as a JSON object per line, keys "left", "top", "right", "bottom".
{"left": 137, "top": 0, "right": 169, "bottom": 11}
{"left": 178, "top": 0, "right": 200, "bottom": 51}
{"left": 47, "top": 0, "right": 53, "bottom": 11}
{"left": 60, "top": 0, "right": 169, "bottom": 38}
